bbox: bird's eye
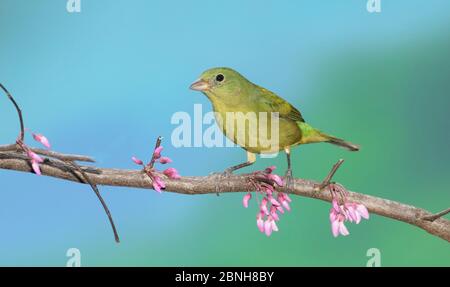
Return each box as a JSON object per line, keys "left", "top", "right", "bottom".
{"left": 215, "top": 74, "right": 225, "bottom": 82}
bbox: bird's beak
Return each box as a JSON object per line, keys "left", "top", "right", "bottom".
{"left": 189, "top": 79, "right": 210, "bottom": 91}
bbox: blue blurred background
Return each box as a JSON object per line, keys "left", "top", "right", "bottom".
{"left": 0, "top": 0, "right": 449, "bottom": 266}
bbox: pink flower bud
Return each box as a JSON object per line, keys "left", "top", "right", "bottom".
{"left": 260, "top": 197, "right": 269, "bottom": 215}
{"left": 152, "top": 182, "right": 161, "bottom": 192}
{"left": 266, "top": 174, "right": 283, "bottom": 187}
{"left": 331, "top": 219, "right": 340, "bottom": 237}
{"left": 282, "top": 193, "right": 292, "bottom": 203}
{"left": 276, "top": 205, "right": 285, "bottom": 214}
{"left": 263, "top": 185, "right": 274, "bottom": 195}
{"left": 270, "top": 206, "right": 280, "bottom": 221}
{"left": 31, "top": 160, "right": 42, "bottom": 175}
{"left": 329, "top": 208, "right": 338, "bottom": 222}
{"left": 256, "top": 212, "right": 265, "bottom": 233}
{"left": 356, "top": 204, "right": 369, "bottom": 220}
{"left": 27, "top": 151, "right": 43, "bottom": 163}
{"left": 332, "top": 199, "right": 340, "bottom": 213}
{"left": 131, "top": 156, "right": 144, "bottom": 165}
{"left": 159, "top": 156, "right": 172, "bottom": 164}
{"left": 242, "top": 193, "right": 252, "bottom": 208}
{"left": 153, "top": 146, "right": 163, "bottom": 159}
{"left": 264, "top": 166, "right": 276, "bottom": 174}
{"left": 264, "top": 217, "right": 273, "bottom": 236}
{"left": 163, "top": 168, "right": 181, "bottom": 179}
{"left": 152, "top": 176, "right": 165, "bottom": 193}
{"left": 268, "top": 195, "right": 280, "bottom": 207}
{"left": 32, "top": 133, "right": 51, "bottom": 149}
{"left": 271, "top": 219, "right": 279, "bottom": 232}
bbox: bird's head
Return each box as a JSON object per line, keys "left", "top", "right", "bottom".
{"left": 189, "top": 67, "right": 251, "bottom": 102}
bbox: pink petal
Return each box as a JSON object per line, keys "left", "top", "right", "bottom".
{"left": 265, "top": 166, "right": 276, "bottom": 174}
{"left": 260, "top": 197, "right": 269, "bottom": 215}
{"left": 339, "top": 222, "right": 350, "bottom": 236}
{"left": 264, "top": 219, "right": 273, "bottom": 236}
{"left": 345, "top": 205, "right": 358, "bottom": 223}
{"left": 159, "top": 156, "right": 172, "bottom": 164}
{"left": 329, "top": 209, "right": 337, "bottom": 222}
{"left": 268, "top": 195, "right": 280, "bottom": 206}
{"left": 257, "top": 219, "right": 265, "bottom": 233}
{"left": 270, "top": 207, "right": 280, "bottom": 221}
{"left": 163, "top": 168, "right": 181, "bottom": 179}
{"left": 276, "top": 205, "right": 285, "bottom": 214}
{"left": 131, "top": 156, "right": 144, "bottom": 165}
{"left": 32, "top": 133, "right": 51, "bottom": 149}
{"left": 354, "top": 211, "right": 362, "bottom": 224}
{"left": 266, "top": 174, "right": 283, "bottom": 187}
{"left": 281, "top": 200, "right": 291, "bottom": 211}
{"left": 242, "top": 193, "right": 252, "bottom": 208}
{"left": 283, "top": 193, "right": 292, "bottom": 203}
{"left": 154, "top": 176, "right": 166, "bottom": 189}
{"left": 31, "top": 160, "right": 41, "bottom": 175}
{"left": 331, "top": 220, "right": 340, "bottom": 237}
{"left": 153, "top": 146, "right": 163, "bottom": 159}
{"left": 356, "top": 204, "right": 370, "bottom": 219}
{"left": 263, "top": 185, "right": 274, "bottom": 195}
{"left": 152, "top": 181, "right": 162, "bottom": 193}
{"left": 27, "top": 151, "right": 43, "bottom": 163}
{"left": 271, "top": 219, "right": 279, "bottom": 232}
{"left": 152, "top": 176, "right": 165, "bottom": 192}
{"left": 256, "top": 212, "right": 265, "bottom": 233}
{"left": 332, "top": 199, "right": 340, "bottom": 213}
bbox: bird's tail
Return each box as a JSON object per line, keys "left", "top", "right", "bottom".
{"left": 325, "top": 135, "right": 360, "bottom": 151}
{"left": 298, "top": 122, "right": 360, "bottom": 151}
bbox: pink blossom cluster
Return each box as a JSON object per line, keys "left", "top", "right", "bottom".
{"left": 132, "top": 144, "right": 180, "bottom": 193}
{"left": 17, "top": 132, "right": 51, "bottom": 175}
{"left": 328, "top": 183, "right": 369, "bottom": 237}
{"left": 243, "top": 166, "right": 292, "bottom": 237}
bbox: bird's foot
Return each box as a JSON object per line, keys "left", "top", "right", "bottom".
{"left": 284, "top": 169, "right": 294, "bottom": 193}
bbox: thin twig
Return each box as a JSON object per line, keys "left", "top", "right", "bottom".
{"left": 0, "top": 83, "right": 25, "bottom": 141}
{"left": 148, "top": 136, "right": 163, "bottom": 169}
{"left": 65, "top": 161, "right": 120, "bottom": 243}
{"left": 422, "top": 207, "right": 450, "bottom": 222}
{"left": 318, "top": 159, "right": 345, "bottom": 190}
{"left": 0, "top": 144, "right": 95, "bottom": 162}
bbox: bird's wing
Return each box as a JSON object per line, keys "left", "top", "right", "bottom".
{"left": 254, "top": 86, "right": 305, "bottom": 122}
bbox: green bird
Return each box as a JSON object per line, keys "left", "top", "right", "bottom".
{"left": 189, "top": 67, "right": 359, "bottom": 187}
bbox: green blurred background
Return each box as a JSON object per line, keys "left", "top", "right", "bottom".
{"left": 0, "top": 0, "right": 449, "bottom": 266}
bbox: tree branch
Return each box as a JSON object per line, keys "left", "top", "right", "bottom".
{"left": 2, "top": 83, "right": 449, "bottom": 243}
{"left": 1, "top": 84, "right": 118, "bottom": 242}
{"left": 0, "top": 150, "right": 449, "bottom": 242}
{"left": 0, "top": 144, "right": 95, "bottom": 162}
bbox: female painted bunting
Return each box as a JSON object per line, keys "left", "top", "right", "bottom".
{"left": 190, "top": 67, "right": 359, "bottom": 187}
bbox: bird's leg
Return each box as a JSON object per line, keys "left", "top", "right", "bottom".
{"left": 223, "top": 152, "right": 257, "bottom": 175}
{"left": 213, "top": 152, "right": 256, "bottom": 196}
{"left": 284, "top": 147, "right": 293, "bottom": 192}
